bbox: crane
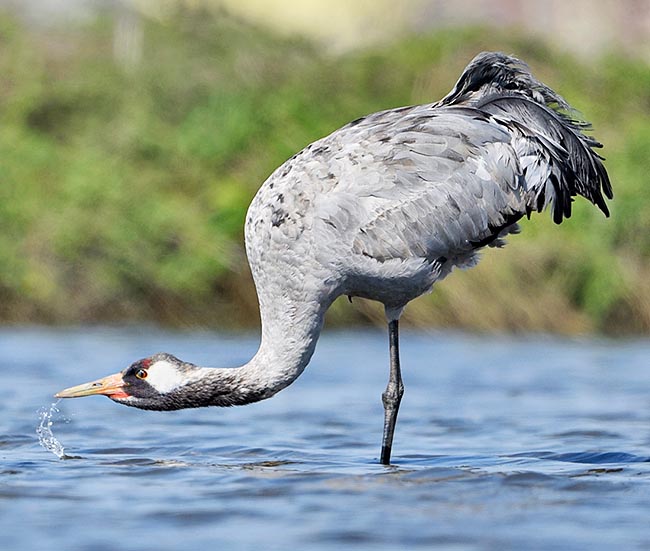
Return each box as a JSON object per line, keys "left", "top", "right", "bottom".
{"left": 56, "top": 52, "right": 612, "bottom": 465}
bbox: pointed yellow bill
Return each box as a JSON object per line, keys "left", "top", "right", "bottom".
{"left": 55, "top": 372, "right": 128, "bottom": 399}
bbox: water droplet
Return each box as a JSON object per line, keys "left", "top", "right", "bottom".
{"left": 37, "top": 400, "right": 67, "bottom": 459}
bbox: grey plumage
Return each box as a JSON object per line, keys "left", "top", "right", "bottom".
{"left": 56, "top": 52, "right": 612, "bottom": 465}
{"left": 246, "top": 51, "right": 611, "bottom": 318}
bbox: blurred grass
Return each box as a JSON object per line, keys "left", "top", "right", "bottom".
{"left": 1, "top": 9, "right": 649, "bottom": 334}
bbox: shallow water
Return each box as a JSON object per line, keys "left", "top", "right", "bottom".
{"left": 2, "top": 326, "right": 650, "bottom": 550}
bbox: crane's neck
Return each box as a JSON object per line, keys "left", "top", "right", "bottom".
{"left": 186, "top": 286, "right": 330, "bottom": 408}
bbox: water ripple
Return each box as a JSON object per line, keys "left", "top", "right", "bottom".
{"left": 1, "top": 327, "right": 650, "bottom": 550}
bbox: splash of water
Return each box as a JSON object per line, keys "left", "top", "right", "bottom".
{"left": 37, "top": 400, "right": 67, "bottom": 459}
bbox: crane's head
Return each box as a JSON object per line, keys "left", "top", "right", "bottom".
{"left": 55, "top": 353, "right": 198, "bottom": 410}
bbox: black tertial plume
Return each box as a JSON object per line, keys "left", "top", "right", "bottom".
{"left": 439, "top": 51, "right": 569, "bottom": 110}
{"left": 441, "top": 51, "right": 612, "bottom": 222}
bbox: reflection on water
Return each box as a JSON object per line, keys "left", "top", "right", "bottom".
{"left": 1, "top": 326, "right": 650, "bottom": 550}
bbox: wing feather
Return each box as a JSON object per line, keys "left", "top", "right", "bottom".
{"left": 313, "top": 109, "right": 525, "bottom": 263}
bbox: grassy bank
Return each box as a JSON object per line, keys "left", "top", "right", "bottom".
{"left": 1, "top": 9, "right": 649, "bottom": 334}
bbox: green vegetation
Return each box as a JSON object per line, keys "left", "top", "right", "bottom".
{"left": 1, "top": 9, "right": 649, "bottom": 333}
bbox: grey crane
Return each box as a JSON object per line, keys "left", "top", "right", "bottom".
{"left": 56, "top": 52, "right": 612, "bottom": 465}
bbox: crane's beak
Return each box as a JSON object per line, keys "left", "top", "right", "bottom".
{"left": 55, "top": 372, "right": 128, "bottom": 399}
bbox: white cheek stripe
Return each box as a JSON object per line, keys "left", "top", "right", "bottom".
{"left": 146, "top": 360, "right": 185, "bottom": 394}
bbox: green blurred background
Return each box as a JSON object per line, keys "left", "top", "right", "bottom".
{"left": 1, "top": 0, "right": 649, "bottom": 334}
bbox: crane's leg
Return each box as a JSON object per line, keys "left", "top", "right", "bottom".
{"left": 380, "top": 319, "right": 404, "bottom": 465}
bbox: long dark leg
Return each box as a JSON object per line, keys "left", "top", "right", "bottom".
{"left": 380, "top": 319, "right": 404, "bottom": 465}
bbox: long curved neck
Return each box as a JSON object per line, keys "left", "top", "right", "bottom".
{"left": 187, "top": 288, "right": 330, "bottom": 407}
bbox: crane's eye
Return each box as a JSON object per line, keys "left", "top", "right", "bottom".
{"left": 135, "top": 369, "right": 148, "bottom": 380}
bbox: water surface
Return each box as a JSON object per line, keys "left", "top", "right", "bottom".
{"left": 1, "top": 326, "right": 650, "bottom": 550}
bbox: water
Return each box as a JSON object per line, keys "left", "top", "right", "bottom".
{"left": 2, "top": 326, "right": 650, "bottom": 550}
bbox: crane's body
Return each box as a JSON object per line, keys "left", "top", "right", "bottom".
{"left": 56, "top": 52, "right": 612, "bottom": 465}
